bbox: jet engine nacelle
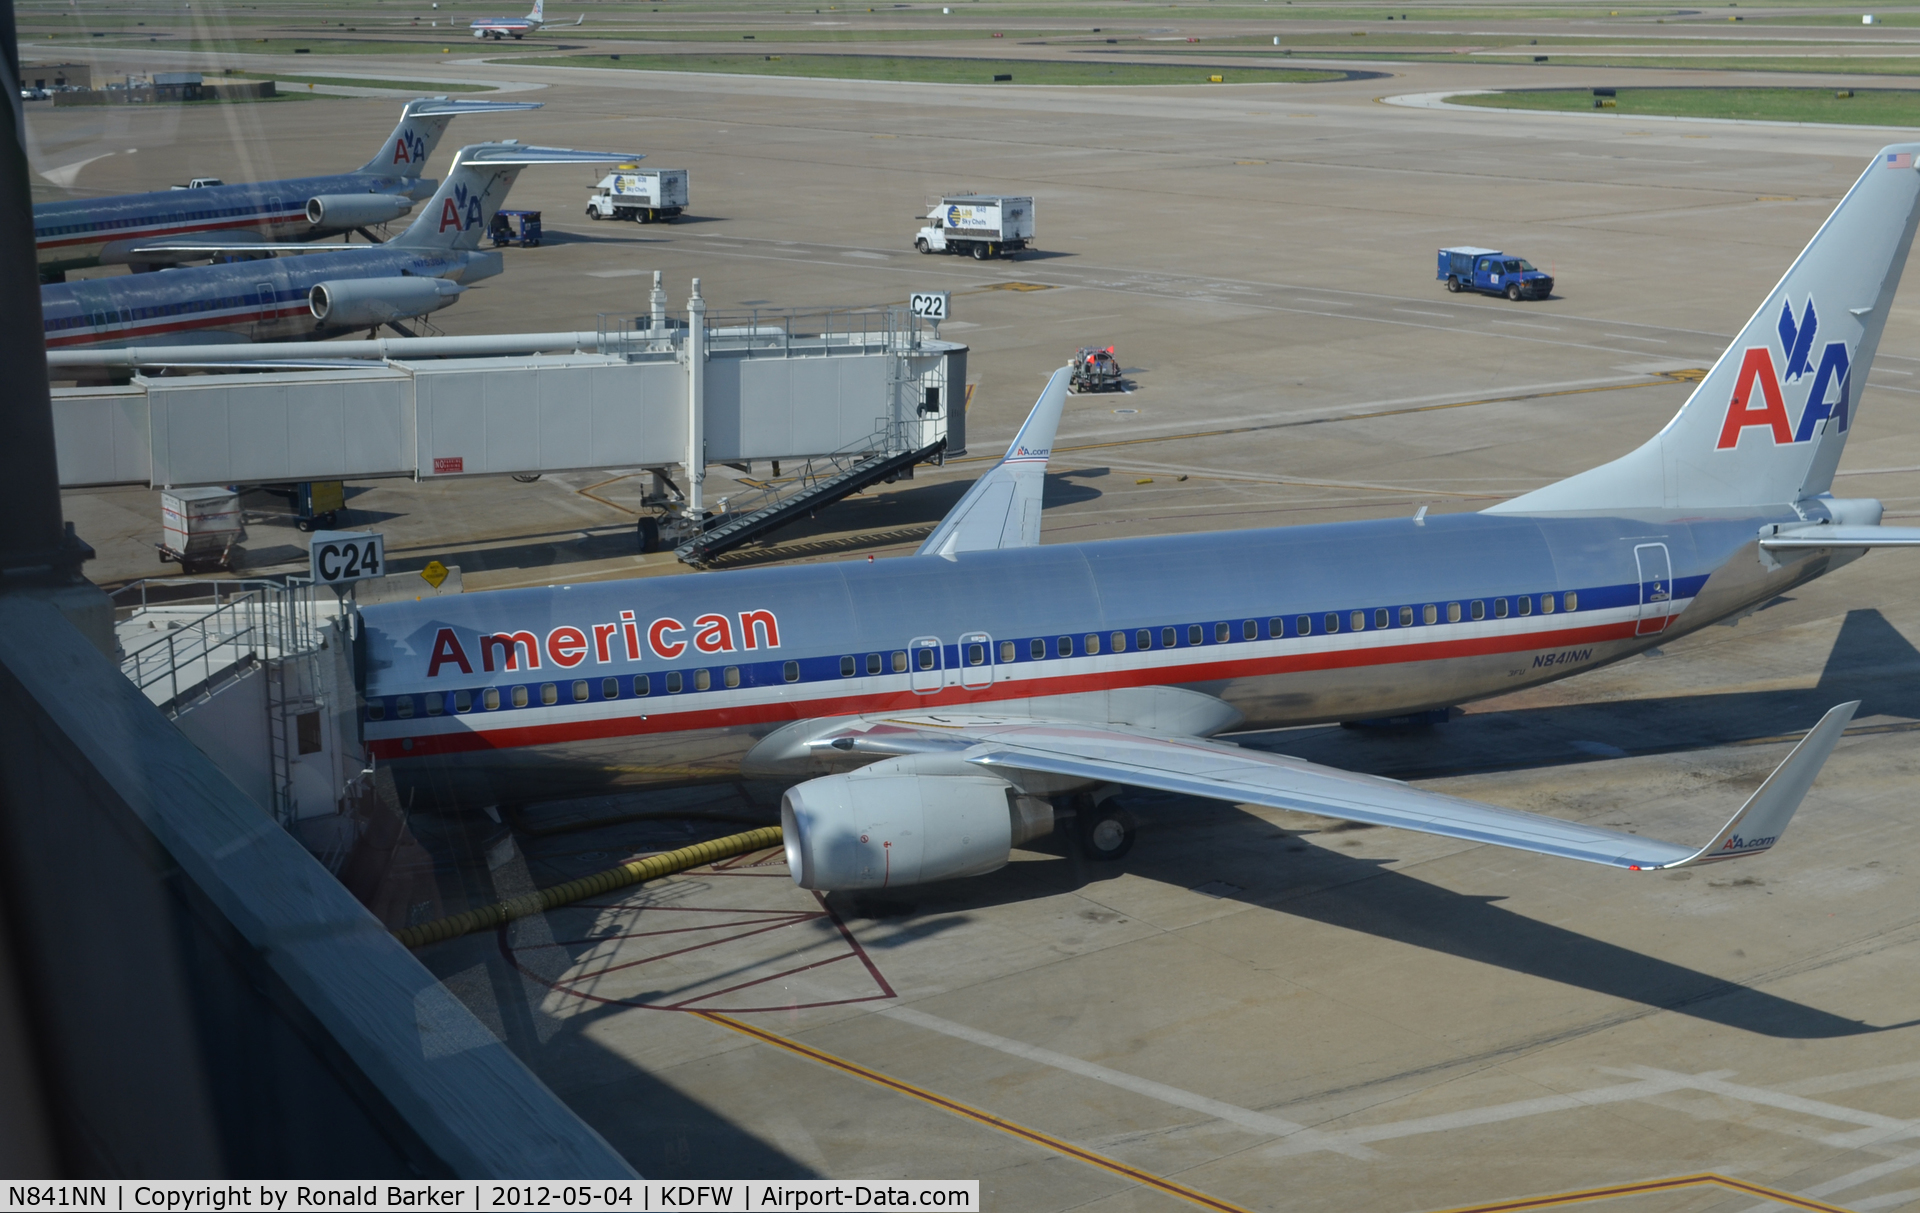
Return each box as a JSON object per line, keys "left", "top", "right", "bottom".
{"left": 305, "top": 193, "right": 414, "bottom": 229}
{"left": 781, "top": 759, "right": 1054, "bottom": 891}
{"left": 310, "top": 276, "right": 464, "bottom": 327}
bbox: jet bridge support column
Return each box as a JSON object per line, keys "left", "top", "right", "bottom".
{"left": 684, "top": 278, "right": 706, "bottom": 525}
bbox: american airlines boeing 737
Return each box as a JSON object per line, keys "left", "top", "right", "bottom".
{"left": 358, "top": 144, "right": 1920, "bottom": 893}
{"left": 32, "top": 97, "right": 540, "bottom": 280}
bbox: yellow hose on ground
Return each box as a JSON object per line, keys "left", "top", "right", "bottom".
{"left": 394, "top": 825, "right": 784, "bottom": 950}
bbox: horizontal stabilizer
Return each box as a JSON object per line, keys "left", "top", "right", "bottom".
{"left": 402, "top": 99, "right": 544, "bottom": 116}
{"left": 917, "top": 366, "right": 1070, "bottom": 558}
{"left": 1760, "top": 525, "right": 1920, "bottom": 550}
{"left": 457, "top": 143, "right": 637, "bottom": 167}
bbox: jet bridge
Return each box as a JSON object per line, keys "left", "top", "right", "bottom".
{"left": 50, "top": 277, "right": 967, "bottom": 559}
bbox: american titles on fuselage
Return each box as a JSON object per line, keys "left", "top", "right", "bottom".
{"left": 424, "top": 608, "right": 783, "bottom": 678}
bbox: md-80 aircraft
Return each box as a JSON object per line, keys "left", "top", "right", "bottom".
{"left": 40, "top": 143, "right": 634, "bottom": 347}
{"left": 32, "top": 97, "right": 540, "bottom": 281}
{"left": 471, "top": 0, "right": 583, "bottom": 39}
{"left": 360, "top": 144, "right": 1920, "bottom": 893}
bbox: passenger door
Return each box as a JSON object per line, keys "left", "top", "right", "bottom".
{"left": 1634, "top": 543, "right": 1674, "bottom": 635}
{"left": 957, "top": 631, "right": 994, "bottom": 690}
{"left": 909, "top": 636, "right": 943, "bottom": 694}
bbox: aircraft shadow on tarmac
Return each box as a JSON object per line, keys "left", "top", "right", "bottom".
{"left": 818, "top": 608, "right": 1920, "bottom": 1043}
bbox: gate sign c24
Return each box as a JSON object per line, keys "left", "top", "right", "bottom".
{"left": 310, "top": 530, "right": 385, "bottom": 586}
{"left": 910, "top": 291, "right": 950, "bottom": 322}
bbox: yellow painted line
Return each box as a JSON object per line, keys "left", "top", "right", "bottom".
{"left": 1422, "top": 1171, "right": 1858, "bottom": 1213}
{"left": 690, "top": 1010, "right": 1258, "bottom": 1213}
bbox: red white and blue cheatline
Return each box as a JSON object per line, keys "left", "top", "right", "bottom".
{"left": 1887, "top": 152, "right": 1914, "bottom": 169}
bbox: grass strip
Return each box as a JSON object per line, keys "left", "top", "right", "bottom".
{"left": 1450, "top": 85, "right": 1920, "bottom": 124}
{"left": 500, "top": 51, "right": 1344, "bottom": 85}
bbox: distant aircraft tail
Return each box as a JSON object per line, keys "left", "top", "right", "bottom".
{"left": 527, "top": 0, "right": 545, "bottom": 22}
{"left": 389, "top": 143, "right": 635, "bottom": 251}
{"left": 357, "top": 97, "right": 543, "bottom": 178}
{"left": 1491, "top": 143, "right": 1920, "bottom": 515}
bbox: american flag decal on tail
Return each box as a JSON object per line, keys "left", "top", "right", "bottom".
{"left": 1887, "top": 152, "right": 1913, "bottom": 169}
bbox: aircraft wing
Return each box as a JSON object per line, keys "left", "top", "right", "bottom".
{"left": 1760, "top": 524, "right": 1920, "bottom": 550}
{"left": 917, "top": 366, "right": 1070, "bottom": 559}
{"left": 815, "top": 701, "right": 1858, "bottom": 870}
{"left": 123, "top": 241, "right": 378, "bottom": 256}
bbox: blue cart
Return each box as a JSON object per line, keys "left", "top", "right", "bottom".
{"left": 1438, "top": 246, "right": 1553, "bottom": 300}
{"left": 490, "top": 209, "right": 543, "bottom": 248}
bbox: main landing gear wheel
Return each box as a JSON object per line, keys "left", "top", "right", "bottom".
{"left": 1074, "top": 796, "right": 1136, "bottom": 862}
{"left": 1506, "top": 282, "right": 1523, "bottom": 301}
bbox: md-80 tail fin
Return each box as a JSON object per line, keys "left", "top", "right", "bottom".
{"left": 358, "top": 97, "right": 543, "bottom": 178}
{"left": 1491, "top": 144, "right": 1920, "bottom": 515}
{"left": 389, "top": 143, "right": 634, "bottom": 251}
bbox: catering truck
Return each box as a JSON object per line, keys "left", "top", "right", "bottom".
{"left": 915, "top": 194, "right": 1034, "bottom": 260}
{"left": 585, "top": 167, "right": 689, "bottom": 223}
{"left": 1437, "top": 246, "right": 1554, "bottom": 300}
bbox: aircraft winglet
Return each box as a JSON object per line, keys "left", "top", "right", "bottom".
{"left": 1656, "top": 700, "right": 1858, "bottom": 868}
{"left": 917, "top": 366, "right": 1070, "bottom": 559}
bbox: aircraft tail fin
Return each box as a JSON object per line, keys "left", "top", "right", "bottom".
{"left": 1489, "top": 144, "right": 1920, "bottom": 515}
{"left": 918, "top": 367, "right": 1070, "bottom": 559}
{"left": 389, "top": 143, "right": 633, "bottom": 251}
{"left": 357, "top": 98, "right": 544, "bottom": 178}
{"left": 528, "top": 0, "right": 545, "bottom": 22}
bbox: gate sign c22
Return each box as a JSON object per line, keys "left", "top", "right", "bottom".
{"left": 910, "top": 292, "right": 950, "bottom": 322}
{"left": 309, "top": 530, "right": 385, "bottom": 586}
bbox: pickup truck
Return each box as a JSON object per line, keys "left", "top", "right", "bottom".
{"left": 1437, "top": 246, "right": 1553, "bottom": 300}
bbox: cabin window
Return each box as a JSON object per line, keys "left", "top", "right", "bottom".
{"left": 1000, "top": 641, "right": 1016, "bottom": 663}
{"left": 1084, "top": 634, "right": 1100, "bottom": 655}
{"left": 1352, "top": 611, "right": 1366, "bottom": 632}
{"left": 1188, "top": 624, "right": 1203, "bottom": 645}
{"left": 892, "top": 651, "right": 908, "bottom": 673}
{"left": 367, "top": 701, "right": 385, "bottom": 721}
{"left": 1446, "top": 603, "right": 1462, "bottom": 624}
{"left": 454, "top": 689, "right": 472, "bottom": 713}
{"left": 484, "top": 688, "right": 501, "bottom": 710}
{"left": 1242, "top": 619, "right": 1257, "bottom": 641}
{"left": 1057, "top": 636, "right": 1073, "bottom": 657}
{"left": 540, "top": 683, "right": 558, "bottom": 706}
{"left": 1375, "top": 608, "right": 1389, "bottom": 630}
{"left": 1494, "top": 599, "right": 1509, "bottom": 619}
{"left": 1565, "top": 591, "right": 1578, "bottom": 611}
{"left": 724, "top": 666, "right": 740, "bottom": 688}
{"left": 511, "top": 686, "right": 529, "bottom": 708}
{"left": 1423, "top": 604, "right": 1438, "bottom": 625}
{"left": 1518, "top": 596, "right": 1533, "bottom": 617}
{"left": 602, "top": 678, "right": 618, "bottom": 699}
{"left": 840, "top": 655, "right": 856, "bottom": 677}
{"left": 1137, "top": 629, "right": 1152, "bottom": 650}
{"left": 1111, "top": 632, "right": 1127, "bottom": 653}
{"left": 633, "top": 675, "right": 650, "bottom": 696}
{"left": 694, "top": 669, "right": 712, "bottom": 691}
{"left": 867, "top": 653, "right": 882, "bottom": 675}
{"left": 968, "top": 642, "right": 986, "bottom": 666}
{"left": 1297, "top": 615, "right": 1312, "bottom": 636}
{"left": 783, "top": 661, "right": 799, "bottom": 682}
{"left": 1542, "top": 594, "right": 1557, "bottom": 615}
{"left": 1162, "top": 627, "right": 1177, "bottom": 648}
{"left": 1470, "top": 600, "right": 1485, "bottom": 621}
{"left": 1324, "top": 613, "right": 1340, "bottom": 634}
{"left": 424, "top": 693, "right": 442, "bottom": 717}
{"left": 1215, "top": 622, "right": 1230, "bottom": 643}
{"left": 1031, "top": 638, "right": 1046, "bottom": 660}
{"left": 918, "top": 648, "right": 937, "bottom": 670}
{"left": 1269, "top": 618, "right": 1285, "bottom": 639}
{"left": 572, "top": 680, "right": 589, "bottom": 702}
{"left": 666, "top": 671, "right": 683, "bottom": 694}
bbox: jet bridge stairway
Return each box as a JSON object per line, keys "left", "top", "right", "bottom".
{"left": 674, "top": 436, "right": 946, "bottom": 567}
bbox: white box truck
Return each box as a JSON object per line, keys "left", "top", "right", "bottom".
{"left": 586, "top": 167, "right": 689, "bottom": 223}
{"left": 914, "top": 194, "right": 1034, "bottom": 260}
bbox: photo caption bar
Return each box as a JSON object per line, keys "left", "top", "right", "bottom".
{"left": 0, "top": 1183, "right": 980, "bottom": 1213}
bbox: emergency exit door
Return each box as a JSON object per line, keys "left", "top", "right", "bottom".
{"left": 909, "top": 636, "right": 943, "bottom": 694}
{"left": 1634, "top": 543, "right": 1673, "bottom": 635}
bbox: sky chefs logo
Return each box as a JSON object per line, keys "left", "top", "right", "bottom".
{"left": 1716, "top": 297, "right": 1852, "bottom": 450}
{"left": 424, "top": 609, "right": 780, "bottom": 677}
{"left": 438, "top": 182, "right": 484, "bottom": 233}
